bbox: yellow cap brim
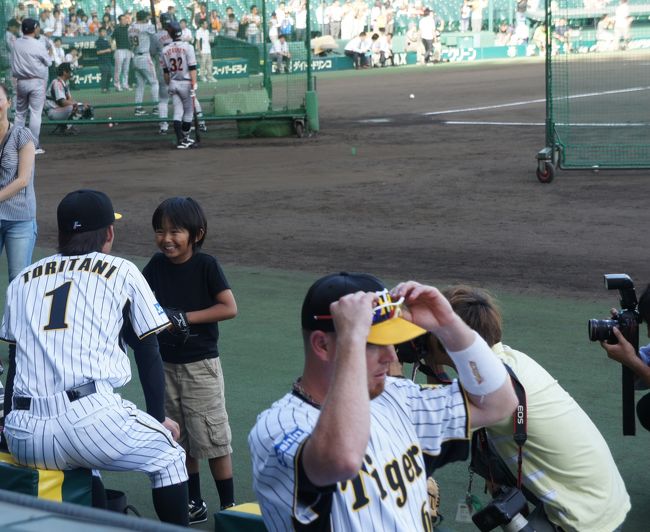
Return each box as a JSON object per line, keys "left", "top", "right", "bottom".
{"left": 367, "top": 317, "right": 427, "bottom": 346}
{"left": 114, "top": 212, "right": 122, "bottom": 220}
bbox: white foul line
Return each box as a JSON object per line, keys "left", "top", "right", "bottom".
{"left": 445, "top": 121, "right": 649, "bottom": 127}
{"left": 424, "top": 85, "right": 650, "bottom": 116}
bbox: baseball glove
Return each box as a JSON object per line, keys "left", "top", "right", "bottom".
{"left": 161, "top": 308, "right": 190, "bottom": 347}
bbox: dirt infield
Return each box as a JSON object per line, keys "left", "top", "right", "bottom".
{"left": 35, "top": 58, "right": 650, "bottom": 299}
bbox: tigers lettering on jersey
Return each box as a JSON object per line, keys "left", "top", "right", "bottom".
{"left": 339, "top": 445, "right": 424, "bottom": 511}
{"left": 21, "top": 256, "right": 117, "bottom": 283}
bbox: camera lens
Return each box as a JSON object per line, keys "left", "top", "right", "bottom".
{"left": 588, "top": 318, "right": 616, "bottom": 342}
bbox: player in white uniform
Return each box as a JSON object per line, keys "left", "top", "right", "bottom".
{"left": 151, "top": 13, "right": 174, "bottom": 134}
{"left": 0, "top": 189, "right": 189, "bottom": 526}
{"left": 160, "top": 21, "right": 200, "bottom": 149}
{"left": 248, "top": 272, "right": 518, "bottom": 531}
{"left": 129, "top": 10, "right": 159, "bottom": 117}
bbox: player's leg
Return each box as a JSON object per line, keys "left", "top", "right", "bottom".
{"left": 156, "top": 66, "right": 169, "bottom": 134}
{"left": 170, "top": 84, "right": 188, "bottom": 147}
{"left": 26, "top": 80, "right": 46, "bottom": 149}
{"left": 134, "top": 59, "right": 146, "bottom": 115}
{"left": 181, "top": 86, "right": 194, "bottom": 145}
{"left": 144, "top": 57, "right": 159, "bottom": 112}
{"left": 13, "top": 80, "right": 28, "bottom": 128}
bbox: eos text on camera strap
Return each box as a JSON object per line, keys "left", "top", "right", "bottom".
{"left": 471, "top": 364, "right": 528, "bottom": 491}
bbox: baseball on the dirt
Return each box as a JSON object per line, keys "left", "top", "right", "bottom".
{"left": 409, "top": 94, "right": 415, "bottom": 99}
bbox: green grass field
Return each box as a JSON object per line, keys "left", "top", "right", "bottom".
{"left": 1, "top": 249, "right": 648, "bottom": 531}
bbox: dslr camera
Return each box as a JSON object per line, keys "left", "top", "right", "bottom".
{"left": 472, "top": 486, "right": 534, "bottom": 532}
{"left": 588, "top": 274, "right": 639, "bottom": 346}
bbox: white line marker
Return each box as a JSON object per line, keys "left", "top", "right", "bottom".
{"left": 424, "top": 86, "right": 650, "bottom": 116}
{"left": 359, "top": 118, "right": 393, "bottom": 123}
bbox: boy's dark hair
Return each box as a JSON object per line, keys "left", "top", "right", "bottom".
{"left": 58, "top": 227, "right": 110, "bottom": 256}
{"left": 152, "top": 197, "right": 207, "bottom": 250}
{"left": 639, "top": 284, "right": 650, "bottom": 323}
{"left": 442, "top": 285, "right": 503, "bottom": 347}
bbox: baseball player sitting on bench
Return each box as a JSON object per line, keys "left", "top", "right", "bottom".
{"left": 248, "top": 272, "right": 518, "bottom": 530}
{"left": 0, "top": 189, "right": 190, "bottom": 526}
{"left": 45, "top": 62, "right": 93, "bottom": 136}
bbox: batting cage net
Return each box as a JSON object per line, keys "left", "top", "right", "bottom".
{"left": 540, "top": 0, "right": 650, "bottom": 169}
{"left": 0, "top": 0, "right": 315, "bottom": 139}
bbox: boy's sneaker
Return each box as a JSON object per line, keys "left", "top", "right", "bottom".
{"left": 188, "top": 500, "right": 208, "bottom": 524}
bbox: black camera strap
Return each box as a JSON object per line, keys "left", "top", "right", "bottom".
{"left": 473, "top": 364, "right": 527, "bottom": 490}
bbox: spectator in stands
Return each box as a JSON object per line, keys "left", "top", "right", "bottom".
{"left": 210, "top": 10, "right": 222, "bottom": 34}
{"left": 552, "top": 17, "right": 570, "bottom": 53}
{"left": 316, "top": 0, "right": 330, "bottom": 36}
{"left": 470, "top": 0, "right": 485, "bottom": 32}
{"left": 223, "top": 11, "right": 239, "bottom": 39}
{"left": 64, "top": 46, "right": 82, "bottom": 71}
{"left": 102, "top": 13, "right": 114, "bottom": 35}
{"left": 269, "top": 33, "right": 292, "bottom": 73}
{"left": 52, "top": 37, "right": 65, "bottom": 66}
{"left": 460, "top": 0, "right": 471, "bottom": 31}
{"left": 113, "top": 14, "right": 132, "bottom": 91}
{"left": 195, "top": 19, "right": 213, "bottom": 82}
{"left": 95, "top": 26, "right": 113, "bottom": 92}
{"left": 194, "top": 2, "right": 209, "bottom": 29}
{"left": 295, "top": 3, "right": 308, "bottom": 42}
{"left": 344, "top": 31, "right": 371, "bottom": 68}
{"left": 38, "top": 8, "right": 55, "bottom": 35}
{"left": 103, "top": 4, "right": 115, "bottom": 23}
{"left": 167, "top": 5, "right": 178, "bottom": 22}
{"left": 531, "top": 23, "right": 546, "bottom": 55}
{"left": 405, "top": 21, "right": 424, "bottom": 64}
{"left": 268, "top": 12, "right": 280, "bottom": 44}
{"left": 418, "top": 8, "right": 435, "bottom": 65}
{"left": 52, "top": 8, "right": 64, "bottom": 36}
{"left": 328, "top": 0, "right": 343, "bottom": 38}
{"left": 79, "top": 14, "right": 90, "bottom": 35}
{"left": 596, "top": 15, "right": 616, "bottom": 51}
{"left": 341, "top": 0, "right": 356, "bottom": 40}
{"left": 88, "top": 13, "right": 100, "bottom": 35}
{"left": 614, "top": 0, "right": 632, "bottom": 50}
{"left": 371, "top": 30, "right": 393, "bottom": 66}
{"left": 180, "top": 18, "right": 194, "bottom": 43}
{"left": 14, "top": 3, "right": 29, "bottom": 21}
{"left": 66, "top": 13, "right": 80, "bottom": 36}
{"left": 243, "top": 5, "right": 262, "bottom": 44}
{"left": 495, "top": 20, "right": 513, "bottom": 46}
{"left": 279, "top": 10, "right": 294, "bottom": 41}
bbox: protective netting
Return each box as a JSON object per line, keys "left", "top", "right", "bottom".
{"left": 545, "top": 0, "right": 650, "bottom": 168}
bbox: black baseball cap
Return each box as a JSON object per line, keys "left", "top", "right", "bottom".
{"left": 21, "top": 18, "right": 38, "bottom": 34}
{"left": 301, "top": 272, "right": 427, "bottom": 345}
{"left": 57, "top": 189, "right": 122, "bottom": 233}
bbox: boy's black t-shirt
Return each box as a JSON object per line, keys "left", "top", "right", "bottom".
{"left": 142, "top": 252, "right": 230, "bottom": 364}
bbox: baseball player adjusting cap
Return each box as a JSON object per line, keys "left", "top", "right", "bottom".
{"left": 57, "top": 189, "right": 122, "bottom": 233}
{"left": 302, "top": 272, "right": 427, "bottom": 346}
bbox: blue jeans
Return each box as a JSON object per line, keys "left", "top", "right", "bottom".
{"left": 0, "top": 219, "right": 37, "bottom": 282}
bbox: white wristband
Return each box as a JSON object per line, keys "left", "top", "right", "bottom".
{"left": 446, "top": 331, "right": 507, "bottom": 395}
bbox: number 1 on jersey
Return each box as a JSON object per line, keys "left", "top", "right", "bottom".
{"left": 44, "top": 281, "right": 72, "bottom": 330}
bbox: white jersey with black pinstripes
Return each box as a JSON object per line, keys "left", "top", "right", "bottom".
{"left": 0, "top": 251, "right": 169, "bottom": 397}
{"left": 248, "top": 376, "right": 469, "bottom": 531}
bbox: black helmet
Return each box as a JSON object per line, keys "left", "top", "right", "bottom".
{"left": 159, "top": 12, "right": 172, "bottom": 29}
{"left": 167, "top": 20, "right": 182, "bottom": 40}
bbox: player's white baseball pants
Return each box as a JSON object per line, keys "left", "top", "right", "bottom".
{"left": 4, "top": 381, "right": 188, "bottom": 488}
{"left": 133, "top": 54, "right": 159, "bottom": 106}
{"left": 14, "top": 78, "right": 47, "bottom": 147}
{"left": 168, "top": 79, "right": 194, "bottom": 122}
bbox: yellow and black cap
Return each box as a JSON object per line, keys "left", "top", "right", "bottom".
{"left": 301, "top": 272, "right": 427, "bottom": 346}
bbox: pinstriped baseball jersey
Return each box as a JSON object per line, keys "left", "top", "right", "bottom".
{"left": 0, "top": 251, "right": 169, "bottom": 398}
{"left": 160, "top": 40, "right": 196, "bottom": 82}
{"left": 248, "top": 377, "right": 470, "bottom": 531}
{"left": 128, "top": 22, "right": 155, "bottom": 54}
